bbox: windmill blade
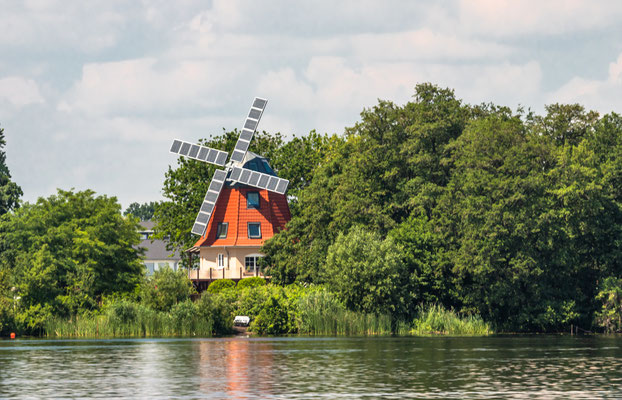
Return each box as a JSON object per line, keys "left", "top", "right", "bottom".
{"left": 230, "top": 97, "right": 268, "bottom": 164}
{"left": 191, "top": 169, "right": 228, "bottom": 236}
{"left": 170, "top": 139, "right": 229, "bottom": 167}
{"left": 229, "top": 166, "right": 289, "bottom": 195}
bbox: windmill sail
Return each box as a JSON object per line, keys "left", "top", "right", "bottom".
{"left": 229, "top": 166, "right": 289, "bottom": 194}
{"left": 169, "top": 96, "right": 289, "bottom": 236}
{"left": 191, "top": 169, "right": 228, "bottom": 236}
{"left": 230, "top": 97, "right": 267, "bottom": 163}
{"left": 170, "top": 139, "right": 229, "bottom": 167}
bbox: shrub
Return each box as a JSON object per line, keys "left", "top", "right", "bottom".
{"left": 207, "top": 279, "right": 236, "bottom": 294}
{"left": 198, "top": 292, "right": 233, "bottom": 335}
{"left": 237, "top": 277, "right": 266, "bottom": 290}
{"left": 171, "top": 300, "right": 209, "bottom": 335}
{"left": 141, "top": 267, "right": 195, "bottom": 311}
{"left": 236, "top": 286, "right": 271, "bottom": 320}
{"left": 108, "top": 300, "right": 138, "bottom": 325}
{"left": 595, "top": 277, "right": 622, "bottom": 333}
{"left": 253, "top": 293, "right": 290, "bottom": 335}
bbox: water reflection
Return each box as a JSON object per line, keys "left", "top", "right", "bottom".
{"left": 195, "top": 338, "right": 274, "bottom": 398}
{"left": 0, "top": 336, "right": 621, "bottom": 399}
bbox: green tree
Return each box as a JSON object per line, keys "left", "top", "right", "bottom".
{"left": 264, "top": 84, "right": 469, "bottom": 284}
{"left": 389, "top": 214, "right": 448, "bottom": 314}
{"left": 324, "top": 227, "right": 407, "bottom": 318}
{"left": 124, "top": 201, "right": 158, "bottom": 221}
{"left": 595, "top": 277, "right": 622, "bottom": 333}
{"left": 0, "top": 126, "right": 23, "bottom": 215}
{"left": 0, "top": 190, "right": 143, "bottom": 332}
{"left": 140, "top": 267, "right": 195, "bottom": 312}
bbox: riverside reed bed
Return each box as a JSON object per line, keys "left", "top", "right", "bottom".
{"left": 45, "top": 283, "right": 492, "bottom": 338}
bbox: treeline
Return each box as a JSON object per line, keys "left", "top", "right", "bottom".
{"left": 3, "top": 84, "right": 622, "bottom": 335}
{"left": 259, "top": 84, "right": 622, "bottom": 332}
{"left": 156, "top": 84, "right": 622, "bottom": 333}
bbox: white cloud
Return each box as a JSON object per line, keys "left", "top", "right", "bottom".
{"left": 549, "top": 53, "right": 622, "bottom": 113}
{"left": 58, "top": 58, "right": 242, "bottom": 116}
{"left": 457, "top": 0, "right": 622, "bottom": 36}
{"left": 258, "top": 57, "right": 543, "bottom": 136}
{"left": 347, "top": 30, "right": 512, "bottom": 62}
{"left": 0, "top": 76, "right": 45, "bottom": 107}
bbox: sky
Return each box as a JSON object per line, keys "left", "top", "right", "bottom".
{"left": 2, "top": 0, "right": 622, "bottom": 209}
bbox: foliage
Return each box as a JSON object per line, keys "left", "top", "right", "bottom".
{"left": 124, "top": 201, "right": 158, "bottom": 221}
{"left": 0, "top": 190, "right": 143, "bottom": 334}
{"left": 324, "top": 227, "right": 407, "bottom": 318}
{"left": 0, "top": 125, "right": 23, "bottom": 216}
{"left": 595, "top": 277, "right": 622, "bottom": 333}
{"left": 263, "top": 84, "right": 622, "bottom": 332}
{"left": 264, "top": 84, "right": 467, "bottom": 284}
{"left": 411, "top": 304, "right": 492, "bottom": 336}
{"left": 198, "top": 292, "right": 233, "bottom": 335}
{"left": 46, "top": 299, "right": 213, "bottom": 338}
{"left": 141, "top": 267, "right": 195, "bottom": 312}
{"left": 252, "top": 292, "right": 290, "bottom": 335}
{"left": 236, "top": 277, "right": 267, "bottom": 289}
{"left": 206, "top": 279, "right": 236, "bottom": 294}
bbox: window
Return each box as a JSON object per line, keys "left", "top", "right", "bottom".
{"left": 217, "top": 254, "right": 225, "bottom": 269}
{"left": 248, "top": 223, "right": 261, "bottom": 239}
{"left": 245, "top": 256, "right": 261, "bottom": 273}
{"left": 247, "top": 191, "right": 260, "bottom": 209}
{"left": 140, "top": 232, "right": 150, "bottom": 240}
{"left": 216, "top": 222, "right": 228, "bottom": 239}
{"left": 145, "top": 262, "right": 155, "bottom": 275}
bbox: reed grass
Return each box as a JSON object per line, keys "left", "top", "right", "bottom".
{"left": 45, "top": 300, "right": 214, "bottom": 338}
{"left": 410, "top": 304, "right": 492, "bottom": 336}
{"left": 297, "top": 290, "right": 492, "bottom": 336}
{"left": 297, "top": 289, "right": 392, "bottom": 335}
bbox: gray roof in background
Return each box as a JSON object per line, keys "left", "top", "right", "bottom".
{"left": 137, "top": 220, "right": 181, "bottom": 261}
{"left": 138, "top": 220, "right": 156, "bottom": 230}
{"left": 139, "top": 238, "right": 181, "bottom": 261}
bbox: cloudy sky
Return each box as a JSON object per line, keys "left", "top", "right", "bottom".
{"left": 2, "top": 0, "right": 622, "bottom": 209}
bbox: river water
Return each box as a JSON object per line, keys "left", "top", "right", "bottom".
{"left": 1, "top": 336, "right": 621, "bottom": 399}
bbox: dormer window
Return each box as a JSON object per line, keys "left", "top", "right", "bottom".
{"left": 216, "top": 222, "right": 228, "bottom": 239}
{"left": 247, "top": 192, "right": 260, "bottom": 209}
{"left": 248, "top": 222, "right": 261, "bottom": 239}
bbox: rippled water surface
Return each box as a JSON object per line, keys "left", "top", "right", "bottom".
{"left": 1, "top": 336, "right": 621, "bottom": 399}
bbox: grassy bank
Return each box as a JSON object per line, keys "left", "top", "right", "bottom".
{"left": 44, "top": 283, "right": 491, "bottom": 338}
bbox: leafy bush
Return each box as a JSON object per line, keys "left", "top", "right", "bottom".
{"left": 141, "top": 267, "right": 195, "bottom": 311}
{"left": 595, "top": 277, "right": 622, "bottom": 333}
{"left": 206, "top": 279, "right": 236, "bottom": 294}
{"left": 237, "top": 277, "right": 266, "bottom": 289}
{"left": 253, "top": 294, "right": 290, "bottom": 335}
{"left": 235, "top": 286, "right": 271, "bottom": 320}
{"left": 198, "top": 292, "right": 233, "bottom": 335}
{"left": 107, "top": 300, "right": 138, "bottom": 325}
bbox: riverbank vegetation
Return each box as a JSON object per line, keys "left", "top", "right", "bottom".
{"left": 2, "top": 84, "right": 622, "bottom": 336}
{"left": 43, "top": 273, "right": 490, "bottom": 338}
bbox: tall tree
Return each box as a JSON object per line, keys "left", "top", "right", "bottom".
{"left": 124, "top": 201, "right": 159, "bottom": 221}
{"left": 263, "top": 84, "right": 469, "bottom": 284}
{"left": 0, "top": 190, "right": 143, "bottom": 333}
{"left": 0, "top": 126, "right": 23, "bottom": 215}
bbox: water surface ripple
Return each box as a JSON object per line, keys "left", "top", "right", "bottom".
{"left": 1, "top": 336, "right": 621, "bottom": 399}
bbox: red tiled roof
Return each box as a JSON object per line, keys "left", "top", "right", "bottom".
{"left": 193, "top": 186, "right": 291, "bottom": 248}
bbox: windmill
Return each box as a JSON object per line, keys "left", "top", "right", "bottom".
{"left": 169, "top": 97, "right": 290, "bottom": 237}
